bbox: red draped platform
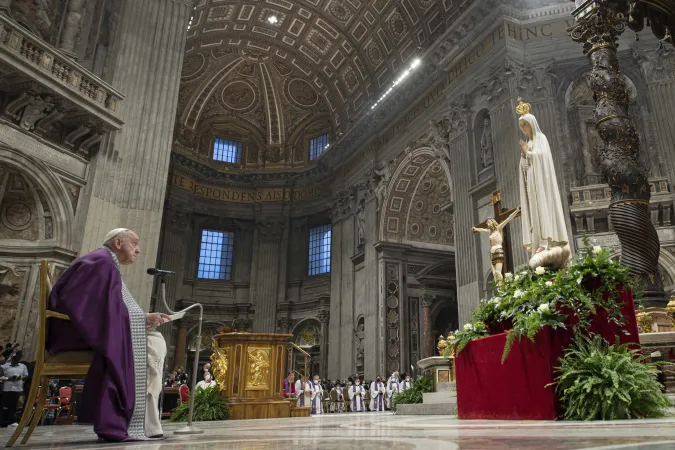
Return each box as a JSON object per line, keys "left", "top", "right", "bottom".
{"left": 456, "top": 290, "right": 640, "bottom": 420}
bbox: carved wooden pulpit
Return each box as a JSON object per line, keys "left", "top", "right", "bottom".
{"left": 211, "top": 331, "right": 293, "bottom": 420}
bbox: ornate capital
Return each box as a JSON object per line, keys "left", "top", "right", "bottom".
{"left": 331, "top": 188, "right": 356, "bottom": 222}
{"left": 634, "top": 46, "right": 675, "bottom": 84}
{"left": 477, "top": 61, "right": 515, "bottom": 105}
{"left": 255, "top": 216, "right": 285, "bottom": 240}
{"left": 276, "top": 316, "right": 290, "bottom": 333}
{"left": 420, "top": 293, "right": 436, "bottom": 308}
{"left": 513, "top": 59, "right": 557, "bottom": 100}
{"left": 317, "top": 310, "right": 330, "bottom": 325}
{"left": 445, "top": 95, "right": 471, "bottom": 141}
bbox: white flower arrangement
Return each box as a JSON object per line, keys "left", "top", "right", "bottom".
{"left": 504, "top": 272, "right": 513, "bottom": 280}
{"left": 514, "top": 289, "right": 524, "bottom": 298}
{"left": 592, "top": 246, "right": 602, "bottom": 254}
{"left": 463, "top": 323, "right": 475, "bottom": 331}
{"left": 535, "top": 266, "right": 546, "bottom": 275}
{"left": 514, "top": 275, "right": 521, "bottom": 282}
{"left": 538, "top": 303, "right": 550, "bottom": 314}
{"left": 545, "top": 280, "right": 553, "bottom": 287}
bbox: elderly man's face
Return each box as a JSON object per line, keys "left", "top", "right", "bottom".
{"left": 113, "top": 231, "right": 140, "bottom": 264}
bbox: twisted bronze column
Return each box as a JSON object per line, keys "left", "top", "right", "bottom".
{"left": 570, "top": 0, "right": 664, "bottom": 306}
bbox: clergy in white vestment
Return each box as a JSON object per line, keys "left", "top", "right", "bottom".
{"left": 400, "top": 375, "right": 412, "bottom": 392}
{"left": 517, "top": 101, "right": 570, "bottom": 268}
{"left": 196, "top": 372, "right": 217, "bottom": 390}
{"left": 295, "top": 376, "right": 311, "bottom": 407}
{"left": 331, "top": 382, "right": 344, "bottom": 413}
{"left": 370, "top": 376, "right": 386, "bottom": 412}
{"left": 348, "top": 377, "right": 366, "bottom": 412}
{"left": 386, "top": 372, "right": 401, "bottom": 409}
{"left": 310, "top": 375, "right": 323, "bottom": 414}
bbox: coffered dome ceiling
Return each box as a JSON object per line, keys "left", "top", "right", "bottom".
{"left": 173, "top": 0, "right": 471, "bottom": 171}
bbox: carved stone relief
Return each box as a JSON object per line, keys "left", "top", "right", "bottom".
{"left": 479, "top": 117, "right": 494, "bottom": 169}
{"left": 385, "top": 262, "right": 401, "bottom": 374}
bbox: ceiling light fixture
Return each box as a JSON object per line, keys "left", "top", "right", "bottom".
{"left": 371, "top": 58, "right": 422, "bottom": 110}
{"left": 267, "top": 15, "right": 278, "bottom": 24}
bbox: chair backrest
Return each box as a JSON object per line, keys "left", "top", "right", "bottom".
{"left": 36, "top": 260, "right": 59, "bottom": 365}
{"left": 179, "top": 384, "right": 189, "bottom": 402}
{"left": 59, "top": 386, "right": 72, "bottom": 405}
{"left": 330, "top": 389, "right": 338, "bottom": 402}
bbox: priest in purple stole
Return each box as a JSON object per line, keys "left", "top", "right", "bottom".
{"left": 47, "top": 229, "right": 170, "bottom": 441}
{"left": 370, "top": 376, "right": 386, "bottom": 412}
{"left": 348, "top": 377, "right": 365, "bottom": 412}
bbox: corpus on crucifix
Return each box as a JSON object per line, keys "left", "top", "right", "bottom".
{"left": 472, "top": 190, "right": 520, "bottom": 285}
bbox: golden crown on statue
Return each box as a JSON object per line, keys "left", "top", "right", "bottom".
{"left": 516, "top": 97, "right": 531, "bottom": 116}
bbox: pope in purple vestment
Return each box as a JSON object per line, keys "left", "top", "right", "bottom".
{"left": 46, "top": 229, "right": 170, "bottom": 441}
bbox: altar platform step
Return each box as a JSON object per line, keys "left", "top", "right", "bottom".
{"left": 395, "top": 400, "right": 457, "bottom": 415}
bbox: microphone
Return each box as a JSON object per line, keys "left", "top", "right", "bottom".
{"left": 147, "top": 268, "right": 175, "bottom": 276}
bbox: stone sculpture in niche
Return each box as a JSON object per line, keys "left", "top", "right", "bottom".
{"left": 480, "top": 117, "right": 494, "bottom": 168}
{"left": 354, "top": 320, "right": 364, "bottom": 373}
{"left": 517, "top": 98, "right": 571, "bottom": 269}
{"left": 356, "top": 198, "right": 365, "bottom": 246}
{"left": 372, "top": 163, "right": 392, "bottom": 210}
{"left": 20, "top": 94, "right": 55, "bottom": 131}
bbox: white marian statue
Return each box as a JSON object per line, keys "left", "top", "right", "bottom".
{"left": 517, "top": 98, "right": 571, "bottom": 269}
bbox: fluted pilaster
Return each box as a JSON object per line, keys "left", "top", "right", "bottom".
{"left": 78, "top": 0, "right": 192, "bottom": 310}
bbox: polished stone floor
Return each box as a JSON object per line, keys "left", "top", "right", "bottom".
{"left": 2, "top": 413, "right": 675, "bottom": 449}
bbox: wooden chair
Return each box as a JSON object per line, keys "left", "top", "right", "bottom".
{"left": 6, "top": 261, "right": 94, "bottom": 447}
{"left": 342, "top": 387, "right": 351, "bottom": 412}
{"left": 38, "top": 386, "right": 61, "bottom": 425}
{"left": 178, "top": 384, "right": 189, "bottom": 405}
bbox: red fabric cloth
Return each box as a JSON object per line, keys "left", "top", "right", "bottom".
{"left": 456, "top": 290, "right": 639, "bottom": 420}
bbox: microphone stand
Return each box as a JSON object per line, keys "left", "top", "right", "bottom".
{"left": 154, "top": 273, "right": 204, "bottom": 435}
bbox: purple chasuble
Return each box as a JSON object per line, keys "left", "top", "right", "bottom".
{"left": 47, "top": 248, "right": 147, "bottom": 441}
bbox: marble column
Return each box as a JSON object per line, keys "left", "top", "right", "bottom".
{"left": 251, "top": 217, "right": 285, "bottom": 332}
{"left": 446, "top": 97, "right": 479, "bottom": 327}
{"left": 318, "top": 309, "right": 330, "bottom": 379}
{"left": 77, "top": 0, "right": 193, "bottom": 311}
{"left": 59, "top": 0, "right": 86, "bottom": 56}
{"left": 638, "top": 48, "right": 675, "bottom": 188}
{"left": 362, "top": 191, "right": 379, "bottom": 380}
{"left": 174, "top": 324, "right": 187, "bottom": 370}
{"left": 421, "top": 293, "right": 435, "bottom": 359}
{"left": 156, "top": 203, "right": 192, "bottom": 350}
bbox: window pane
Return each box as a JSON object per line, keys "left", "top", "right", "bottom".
{"left": 197, "top": 229, "right": 234, "bottom": 280}
{"left": 309, "top": 134, "right": 329, "bottom": 161}
{"left": 213, "top": 138, "right": 242, "bottom": 164}
{"left": 308, "top": 224, "right": 331, "bottom": 276}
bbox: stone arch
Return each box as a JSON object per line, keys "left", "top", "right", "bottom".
{"left": 379, "top": 147, "right": 454, "bottom": 249}
{"left": 291, "top": 318, "right": 321, "bottom": 349}
{"left": 0, "top": 144, "right": 75, "bottom": 251}
{"left": 187, "top": 321, "right": 228, "bottom": 352}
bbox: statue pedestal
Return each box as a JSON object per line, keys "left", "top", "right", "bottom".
{"left": 416, "top": 356, "right": 455, "bottom": 391}
{"left": 212, "top": 331, "right": 292, "bottom": 420}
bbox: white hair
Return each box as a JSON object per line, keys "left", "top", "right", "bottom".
{"left": 103, "top": 228, "right": 132, "bottom": 248}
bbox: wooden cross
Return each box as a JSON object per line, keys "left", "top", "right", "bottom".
{"left": 472, "top": 190, "right": 521, "bottom": 274}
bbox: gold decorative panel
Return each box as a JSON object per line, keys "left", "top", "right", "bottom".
{"left": 246, "top": 347, "right": 271, "bottom": 390}
{"left": 210, "top": 344, "right": 229, "bottom": 389}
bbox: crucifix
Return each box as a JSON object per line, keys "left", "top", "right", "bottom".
{"left": 472, "top": 190, "right": 521, "bottom": 284}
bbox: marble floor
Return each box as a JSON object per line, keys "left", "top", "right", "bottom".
{"left": 2, "top": 413, "right": 675, "bottom": 449}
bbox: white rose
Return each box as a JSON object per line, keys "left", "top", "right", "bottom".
{"left": 514, "top": 289, "right": 524, "bottom": 298}
{"left": 514, "top": 275, "right": 521, "bottom": 282}
{"left": 592, "top": 246, "right": 602, "bottom": 254}
{"left": 493, "top": 296, "right": 502, "bottom": 305}
{"left": 538, "top": 303, "right": 550, "bottom": 314}
{"left": 535, "top": 266, "right": 546, "bottom": 275}
{"left": 504, "top": 272, "right": 513, "bottom": 280}
{"left": 545, "top": 280, "right": 553, "bottom": 287}
{"left": 463, "top": 323, "right": 474, "bottom": 331}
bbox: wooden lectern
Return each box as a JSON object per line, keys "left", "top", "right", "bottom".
{"left": 211, "top": 331, "right": 293, "bottom": 420}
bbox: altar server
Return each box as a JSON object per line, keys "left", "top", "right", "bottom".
{"left": 400, "top": 374, "right": 412, "bottom": 392}
{"left": 331, "top": 381, "right": 344, "bottom": 413}
{"left": 348, "top": 377, "right": 365, "bottom": 412}
{"left": 370, "top": 376, "right": 386, "bottom": 412}
{"left": 386, "top": 372, "right": 401, "bottom": 409}
{"left": 310, "top": 375, "right": 323, "bottom": 414}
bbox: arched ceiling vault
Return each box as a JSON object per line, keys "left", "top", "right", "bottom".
{"left": 175, "top": 0, "right": 469, "bottom": 170}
